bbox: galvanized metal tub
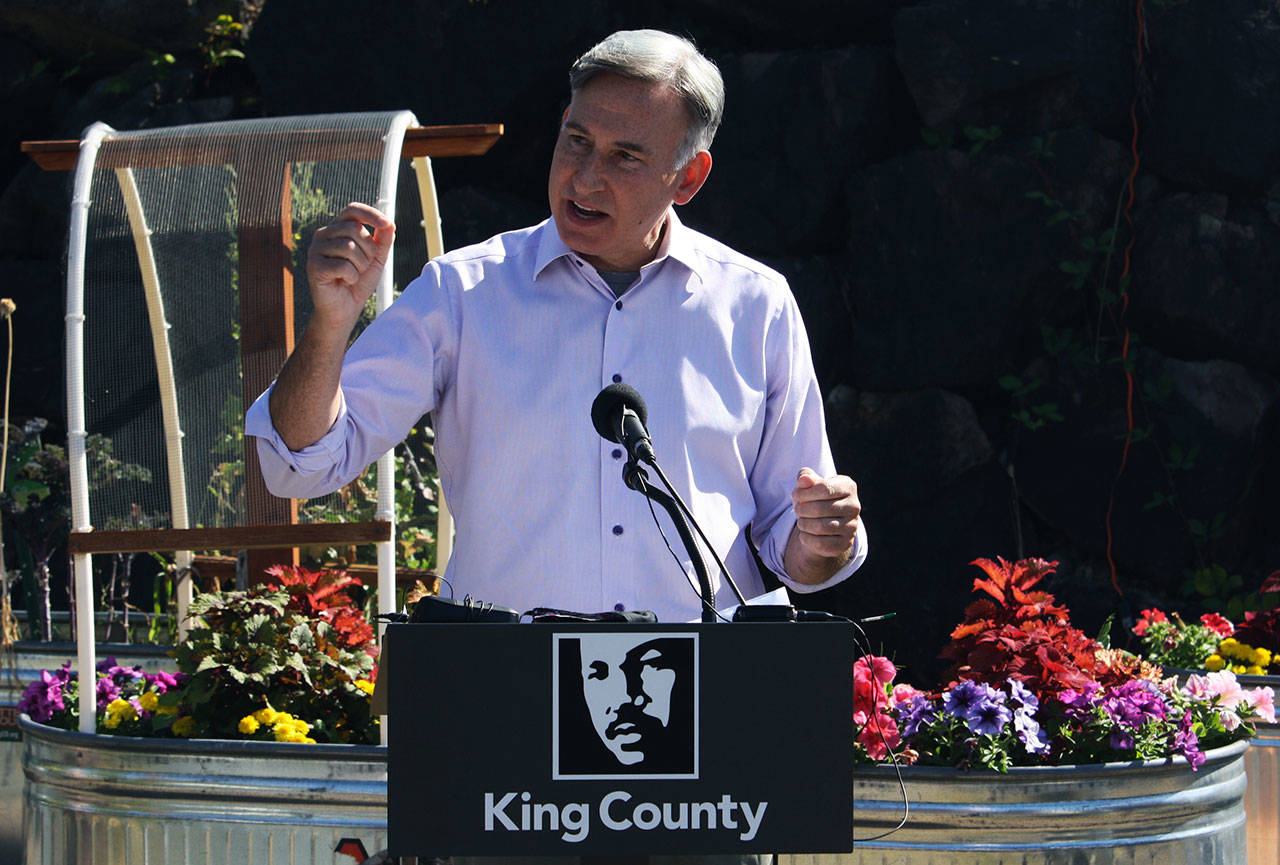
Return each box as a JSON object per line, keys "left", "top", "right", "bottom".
{"left": 1238, "top": 673, "right": 1280, "bottom": 865}
{"left": 2, "top": 641, "right": 173, "bottom": 865}
{"left": 780, "top": 739, "right": 1248, "bottom": 865}
{"left": 21, "top": 715, "right": 388, "bottom": 865}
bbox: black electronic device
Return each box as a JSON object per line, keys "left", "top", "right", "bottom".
{"left": 408, "top": 594, "right": 520, "bottom": 624}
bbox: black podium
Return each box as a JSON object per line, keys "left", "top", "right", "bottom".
{"left": 385, "top": 621, "right": 854, "bottom": 858}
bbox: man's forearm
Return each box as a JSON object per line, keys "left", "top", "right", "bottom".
{"left": 268, "top": 316, "right": 353, "bottom": 451}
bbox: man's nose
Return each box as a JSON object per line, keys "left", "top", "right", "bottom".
{"left": 574, "top": 153, "right": 605, "bottom": 191}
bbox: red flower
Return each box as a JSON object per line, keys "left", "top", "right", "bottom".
{"left": 1132, "top": 608, "right": 1168, "bottom": 637}
{"left": 1200, "top": 613, "right": 1235, "bottom": 638}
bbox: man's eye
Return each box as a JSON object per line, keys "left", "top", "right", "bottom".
{"left": 616, "top": 151, "right": 639, "bottom": 163}
{"left": 587, "top": 661, "right": 608, "bottom": 680}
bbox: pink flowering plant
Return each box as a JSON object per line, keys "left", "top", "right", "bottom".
{"left": 854, "top": 557, "right": 1277, "bottom": 772}
{"left": 18, "top": 657, "right": 184, "bottom": 734}
{"left": 17, "top": 566, "right": 380, "bottom": 744}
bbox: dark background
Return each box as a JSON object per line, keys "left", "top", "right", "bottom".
{"left": 2, "top": 0, "right": 1278, "bottom": 683}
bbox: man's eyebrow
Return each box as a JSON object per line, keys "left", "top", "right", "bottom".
{"left": 563, "top": 120, "right": 649, "bottom": 156}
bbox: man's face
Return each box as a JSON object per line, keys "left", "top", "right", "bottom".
{"left": 547, "top": 73, "right": 710, "bottom": 273}
{"left": 579, "top": 635, "right": 678, "bottom": 766}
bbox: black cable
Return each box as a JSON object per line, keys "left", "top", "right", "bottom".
{"left": 634, "top": 467, "right": 733, "bottom": 624}
{"left": 648, "top": 459, "right": 748, "bottom": 607}
{"left": 849, "top": 617, "right": 910, "bottom": 845}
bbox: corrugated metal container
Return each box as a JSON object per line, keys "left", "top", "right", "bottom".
{"left": 21, "top": 715, "right": 388, "bottom": 865}
{"left": 2, "top": 641, "right": 173, "bottom": 865}
{"left": 1246, "top": 720, "right": 1280, "bottom": 865}
{"left": 780, "top": 740, "right": 1248, "bottom": 865}
{"left": 1239, "top": 672, "right": 1280, "bottom": 865}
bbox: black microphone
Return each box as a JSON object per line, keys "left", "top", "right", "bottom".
{"left": 590, "top": 383, "right": 656, "bottom": 464}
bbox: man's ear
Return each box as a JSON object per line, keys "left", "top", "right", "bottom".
{"left": 672, "top": 151, "right": 712, "bottom": 206}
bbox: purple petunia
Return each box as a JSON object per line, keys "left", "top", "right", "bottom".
{"left": 17, "top": 668, "right": 71, "bottom": 723}
{"left": 966, "top": 692, "right": 1012, "bottom": 736}
{"left": 943, "top": 680, "right": 988, "bottom": 717}
{"left": 1102, "top": 680, "right": 1167, "bottom": 728}
{"left": 897, "top": 694, "right": 939, "bottom": 738}
{"left": 1173, "top": 709, "right": 1205, "bottom": 770}
{"left": 1008, "top": 678, "right": 1039, "bottom": 710}
{"left": 96, "top": 675, "right": 121, "bottom": 704}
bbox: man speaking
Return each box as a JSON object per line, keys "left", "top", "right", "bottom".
{"left": 247, "top": 29, "right": 866, "bottom": 627}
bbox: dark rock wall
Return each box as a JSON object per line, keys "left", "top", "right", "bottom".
{"left": 3, "top": 0, "right": 1277, "bottom": 683}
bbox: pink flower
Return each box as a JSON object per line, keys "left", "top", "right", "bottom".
{"left": 854, "top": 656, "right": 897, "bottom": 715}
{"left": 855, "top": 710, "right": 901, "bottom": 760}
{"left": 1200, "top": 613, "right": 1235, "bottom": 638}
{"left": 1203, "top": 671, "right": 1248, "bottom": 707}
{"left": 891, "top": 683, "right": 923, "bottom": 707}
{"left": 1246, "top": 686, "right": 1277, "bottom": 724}
{"left": 855, "top": 655, "right": 896, "bottom": 686}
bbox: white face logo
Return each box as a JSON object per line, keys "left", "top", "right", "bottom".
{"left": 578, "top": 634, "right": 678, "bottom": 766}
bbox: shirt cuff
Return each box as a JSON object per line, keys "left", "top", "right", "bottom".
{"left": 244, "top": 384, "right": 351, "bottom": 475}
{"left": 771, "top": 517, "right": 869, "bottom": 595}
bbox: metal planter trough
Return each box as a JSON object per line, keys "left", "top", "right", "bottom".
{"left": 1239, "top": 673, "right": 1280, "bottom": 865}
{"left": 780, "top": 740, "right": 1248, "bottom": 865}
{"left": 21, "top": 716, "right": 388, "bottom": 865}
{"left": 2, "top": 641, "right": 173, "bottom": 864}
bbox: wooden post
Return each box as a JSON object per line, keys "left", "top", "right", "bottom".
{"left": 237, "top": 157, "right": 299, "bottom": 582}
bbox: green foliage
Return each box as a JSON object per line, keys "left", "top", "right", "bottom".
{"left": 198, "top": 14, "right": 246, "bottom": 71}
{"left": 1137, "top": 614, "right": 1223, "bottom": 670}
{"left": 961, "top": 124, "right": 1002, "bottom": 155}
{"left": 1180, "top": 563, "right": 1272, "bottom": 623}
{"left": 999, "top": 374, "right": 1063, "bottom": 431}
{"left": 171, "top": 573, "right": 378, "bottom": 743}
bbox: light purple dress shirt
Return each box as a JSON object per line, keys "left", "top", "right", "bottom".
{"left": 246, "top": 211, "right": 866, "bottom": 622}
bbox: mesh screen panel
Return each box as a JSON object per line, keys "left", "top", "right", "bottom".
{"left": 77, "top": 112, "right": 414, "bottom": 535}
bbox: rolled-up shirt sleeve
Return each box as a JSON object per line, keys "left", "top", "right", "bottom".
{"left": 245, "top": 260, "right": 459, "bottom": 501}
{"left": 748, "top": 284, "right": 868, "bottom": 593}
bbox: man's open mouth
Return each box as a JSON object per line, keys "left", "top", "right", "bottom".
{"left": 570, "top": 201, "right": 606, "bottom": 220}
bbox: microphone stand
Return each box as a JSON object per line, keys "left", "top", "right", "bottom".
{"left": 622, "top": 459, "right": 718, "bottom": 623}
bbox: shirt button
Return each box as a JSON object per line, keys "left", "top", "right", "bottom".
{"left": 615, "top": 300, "right": 623, "bottom": 310}
{"left": 612, "top": 373, "right": 622, "bottom": 383}
{"left": 612, "top": 525, "right": 624, "bottom": 536}
{"left": 612, "top": 449, "right": 623, "bottom": 460}
{"left": 614, "top": 602, "right": 626, "bottom": 612}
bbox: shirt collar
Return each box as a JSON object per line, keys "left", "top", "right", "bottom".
{"left": 533, "top": 210, "right": 706, "bottom": 286}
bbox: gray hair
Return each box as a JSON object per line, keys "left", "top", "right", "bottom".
{"left": 569, "top": 30, "right": 724, "bottom": 169}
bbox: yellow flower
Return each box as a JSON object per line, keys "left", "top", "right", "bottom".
{"left": 1205, "top": 654, "right": 1227, "bottom": 671}
{"left": 1247, "top": 665, "right": 1266, "bottom": 676}
{"left": 355, "top": 679, "right": 375, "bottom": 695}
{"left": 238, "top": 716, "right": 261, "bottom": 735}
{"left": 1232, "top": 664, "right": 1248, "bottom": 674}
{"left": 107, "top": 698, "right": 137, "bottom": 721}
{"left": 253, "top": 706, "right": 280, "bottom": 725}
{"left": 171, "top": 716, "right": 197, "bottom": 737}
{"left": 103, "top": 714, "right": 122, "bottom": 730}
{"left": 155, "top": 704, "right": 178, "bottom": 715}
{"left": 1221, "top": 637, "right": 1240, "bottom": 652}
{"left": 1257, "top": 648, "right": 1273, "bottom": 667}
{"left": 138, "top": 691, "right": 159, "bottom": 712}
{"left": 275, "top": 727, "right": 308, "bottom": 743}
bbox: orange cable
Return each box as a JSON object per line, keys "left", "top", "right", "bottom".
{"left": 1104, "top": 0, "right": 1146, "bottom": 597}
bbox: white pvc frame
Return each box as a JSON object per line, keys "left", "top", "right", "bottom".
{"left": 411, "top": 155, "right": 455, "bottom": 571}
{"left": 66, "top": 112, "right": 434, "bottom": 734}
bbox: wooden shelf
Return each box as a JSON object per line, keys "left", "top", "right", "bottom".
{"left": 68, "top": 521, "right": 392, "bottom": 555}
{"left": 21, "top": 123, "right": 503, "bottom": 172}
